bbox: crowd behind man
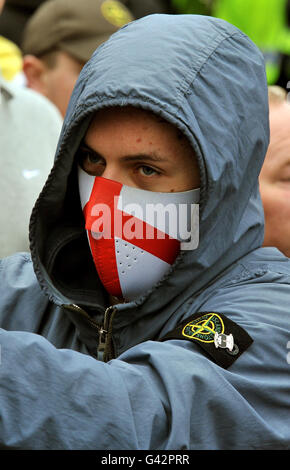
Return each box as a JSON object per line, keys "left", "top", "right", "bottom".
{"left": 0, "top": 0, "right": 290, "bottom": 452}
{"left": 0, "top": 0, "right": 134, "bottom": 257}
{"left": 2, "top": 0, "right": 290, "bottom": 258}
{"left": 21, "top": 0, "right": 134, "bottom": 117}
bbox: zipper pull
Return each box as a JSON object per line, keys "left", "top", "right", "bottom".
{"left": 97, "top": 326, "right": 108, "bottom": 362}
{"left": 65, "top": 303, "right": 117, "bottom": 362}
{"left": 97, "top": 306, "right": 116, "bottom": 362}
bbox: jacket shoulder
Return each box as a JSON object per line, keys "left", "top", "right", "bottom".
{"left": 0, "top": 252, "right": 38, "bottom": 287}
{"left": 213, "top": 247, "right": 290, "bottom": 290}
{"left": 0, "top": 253, "right": 49, "bottom": 331}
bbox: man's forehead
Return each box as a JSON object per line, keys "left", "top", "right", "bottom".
{"left": 265, "top": 104, "right": 290, "bottom": 168}
{"left": 86, "top": 106, "right": 189, "bottom": 147}
{"left": 269, "top": 103, "right": 290, "bottom": 141}
{"left": 270, "top": 101, "right": 290, "bottom": 122}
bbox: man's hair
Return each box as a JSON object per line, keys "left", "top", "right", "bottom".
{"left": 38, "top": 49, "right": 85, "bottom": 70}
{"left": 38, "top": 50, "right": 60, "bottom": 69}
{"left": 268, "top": 85, "right": 287, "bottom": 105}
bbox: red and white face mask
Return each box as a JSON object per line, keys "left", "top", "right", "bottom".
{"left": 78, "top": 166, "right": 199, "bottom": 301}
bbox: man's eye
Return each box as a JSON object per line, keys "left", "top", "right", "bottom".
{"left": 139, "top": 165, "right": 158, "bottom": 176}
{"left": 79, "top": 147, "right": 103, "bottom": 166}
{"left": 88, "top": 153, "right": 100, "bottom": 164}
{"left": 85, "top": 151, "right": 102, "bottom": 164}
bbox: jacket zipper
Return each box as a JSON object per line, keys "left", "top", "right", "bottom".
{"left": 66, "top": 304, "right": 117, "bottom": 362}
{"left": 97, "top": 306, "right": 117, "bottom": 362}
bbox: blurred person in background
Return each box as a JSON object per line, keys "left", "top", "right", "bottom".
{"left": 0, "top": 1, "right": 46, "bottom": 84}
{"left": 0, "top": 0, "right": 63, "bottom": 257}
{"left": 21, "top": 0, "right": 133, "bottom": 117}
{"left": 0, "top": 0, "right": 46, "bottom": 47}
{"left": 259, "top": 86, "right": 290, "bottom": 257}
{"left": 0, "top": 13, "right": 290, "bottom": 450}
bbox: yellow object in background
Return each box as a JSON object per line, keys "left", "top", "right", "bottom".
{"left": 0, "top": 35, "right": 22, "bottom": 81}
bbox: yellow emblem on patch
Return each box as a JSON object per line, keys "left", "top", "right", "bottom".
{"left": 101, "top": 0, "right": 133, "bottom": 27}
{"left": 182, "top": 313, "right": 224, "bottom": 344}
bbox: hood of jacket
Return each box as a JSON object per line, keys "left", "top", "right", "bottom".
{"left": 29, "top": 14, "right": 269, "bottom": 340}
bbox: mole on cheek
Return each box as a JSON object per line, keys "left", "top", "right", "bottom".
{"left": 136, "top": 138, "right": 142, "bottom": 143}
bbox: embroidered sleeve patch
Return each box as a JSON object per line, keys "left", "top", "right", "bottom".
{"left": 159, "top": 312, "right": 253, "bottom": 369}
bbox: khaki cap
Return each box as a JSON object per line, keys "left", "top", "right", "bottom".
{"left": 22, "top": 0, "right": 133, "bottom": 63}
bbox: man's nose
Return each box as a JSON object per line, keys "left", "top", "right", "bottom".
{"left": 101, "top": 164, "right": 122, "bottom": 183}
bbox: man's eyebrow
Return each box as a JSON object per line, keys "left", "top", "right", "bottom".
{"left": 82, "top": 142, "right": 168, "bottom": 163}
{"left": 80, "top": 142, "right": 98, "bottom": 153}
{"left": 120, "top": 153, "right": 168, "bottom": 163}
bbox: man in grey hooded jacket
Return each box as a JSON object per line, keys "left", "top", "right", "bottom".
{"left": 0, "top": 14, "right": 289, "bottom": 450}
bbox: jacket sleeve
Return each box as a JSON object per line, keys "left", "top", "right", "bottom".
{"left": 0, "top": 327, "right": 170, "bottom": 450}
{"left": 0, "top": 318, "right": 289, "bottom": 449}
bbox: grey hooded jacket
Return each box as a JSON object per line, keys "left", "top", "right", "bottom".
{"left": 0, "top": 14, "right": 290, "bottom": 450}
